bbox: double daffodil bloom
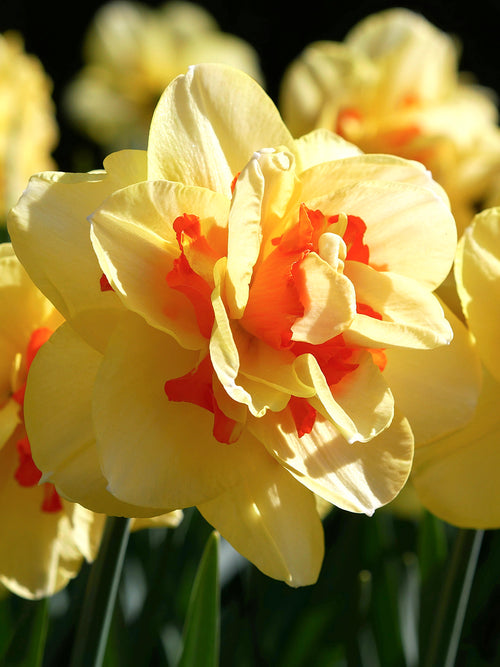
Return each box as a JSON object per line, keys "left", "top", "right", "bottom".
{"left": 413, "top": 208, "right": 500, "bottom": 527}
{"left": 0, "top": 32, "right": 57, "bottom": 224}
{"left": 279, "top": 8, "right": 500, "bottom": 235}
{"left": 64, "top": 0, "right": 264, "bottom": 151}
{"left": 8, "top": 64, "right": 476, "bottom": 586}
{"left": 0, "top": 244, "right": 181, "bottom": 599}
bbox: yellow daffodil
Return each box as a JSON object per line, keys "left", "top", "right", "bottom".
{"left": 0, "top": 32, "right": 57, "bottom": 224}
{"left": 8, "top": 63, "right": 475, "bottom": 586}
{"left": 64, "top": 0, "right": 264, "bottom": 151}
{"left": 0, "top": 243, "right": 181, "bottom": 599}
{"left": 413, "top": 208, "right": 500, "bottom": 528}
{"left": 279, "top": 8, "right": 500, "bottom": 235}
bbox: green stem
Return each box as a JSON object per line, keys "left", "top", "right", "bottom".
{"left": 422, "top": 528, "right": 484, "bottom": 667}
{"left": 69, "top": 516, "right": 131, "bottom": 667}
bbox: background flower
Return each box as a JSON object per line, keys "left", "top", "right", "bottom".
{"left": 0, "top": 243, "right": 182, "bottom": 599}
{"left": 63, "top": 0, "right": 264, "bottom": 152}
{"left": 279, "top": 8, "right": 500, "bottom": 235}
{"left": 412, "top": 208, "right": 500, "bottom": 528}
{"left": 0, "top": 31, "right": 57, "bottom": 225}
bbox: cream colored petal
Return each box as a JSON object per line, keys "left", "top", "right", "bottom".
{"left": 226, "top": 147, "right": 298, "bottom": 317}
{"left": 306, "top": 180, "right": 456, "bottom": 290}
{"left": 295, "top": 352, "right": 394, "bottom": 443}
{"left": 294, "top": 129, "right": 362, "bottom": 171}
{"left": 299, "top": 153, "right": 450, "bottom": 204}
{"left": 90, "top": 180, "right": 222, "bottom": 350}
{"left": 93, "top": 312, "right": 253, "bottom": 509}
{"left": 0, "top": 439, "right": 84, "bottom": 599}
{"left": 455, "top": 207, "right": 500, "bottom": 382}
{"left": 148, "top": 63, "right": 295, "bottom": 193}
{"left": 7, "top": 171, "right": 123, "bottom": 321}
{"left": 250, "top": 408, "right": 413, "bottom": 515}
{"left": 343, "top": 262, "right": 453, "bottom": 349}
{"left": 198, "top": 431, "right": 324, "bottom": 586}
{"left": 25, "top": 320, "right": 169, "bottom": 517}
{"left": 291, "top": 251, "right": 356, "bottom": 344}
{"left": 413, "top": 368, "right": 500, "bottom": 528}
{"left": 0, "top": 244, "right": 59, "bottom": 349}
{"left": 383, "top": 301, "right": 482, "bottom": 444}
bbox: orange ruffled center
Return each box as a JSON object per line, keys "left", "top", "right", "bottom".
{"left": 164, "top": 200, "right": 386, "bottom": 445}
{"left": 12, "top": 327, "right": 63, "bottom": 513}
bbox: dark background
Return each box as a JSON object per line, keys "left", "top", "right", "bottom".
{"left": 1, "top": 0, "right": 500, "bottom": 171}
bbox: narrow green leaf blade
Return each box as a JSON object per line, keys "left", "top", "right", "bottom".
{"left": 3, "top": 597, "right": 49, "bottom": 667}
{"left": 177, "top": 530, "right": 220, "bottom": 667}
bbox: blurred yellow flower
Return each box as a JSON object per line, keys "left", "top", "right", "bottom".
{"left": 8, "top": 64, "right": 477, "bottom": 586}
{"left": 413, "top": 208, "right": 500, "bottom": 527}
{"left": 0, "top": 32, "right": 57, "bottom": 224}
{"left": 0, "top": 243, "right": 181, "bottom": 599}
{"left": 279, "top": 8, "right": 500, "bottom": 235}
{"left": 64, "top": 0, "right": 264, "bottom": 151}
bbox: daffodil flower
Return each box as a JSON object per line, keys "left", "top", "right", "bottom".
{"left": 9, "top": 64, "right": 474, "bottom": 586}
{"left": 413, "top": 208, "right": 500, "bottom": 527}
{"left": 279, "top": 8, "right": 500, "bottom": 235}
{"left": 0, "top": 244, "right": 181, "bottom": 599}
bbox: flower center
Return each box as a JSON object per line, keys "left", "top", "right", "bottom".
{"left": 164, "top": 200, "right": 386, "bottom": 444}
{"left": 12, "top": 327, "right": 63, "bottom": 513}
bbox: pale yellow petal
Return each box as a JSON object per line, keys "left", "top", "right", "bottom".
{"left": 148, "top": 63, "right": 295, "bottom": 193}
{"left": 295, "top": 352, "right": 394, "bottom": 443}
{"left": 250, "top": 409, "right": 413, "bottom": 514}
{"left": 294, "top": 129, "right": 362, "bottom": 170}
{"left": 7, "top": 171, "right": 122, "bottom": 320}
{"left": 309, "top": 180, "right": 456, "bottom": 290}
{"left": 455, "top": 207, "right": 500, "bottom": 382}
{"left": 299, "top": 153, "right": 450, "bottom": 204}
{"left": 90, "top": 180, "right": 228, "bottom": 350}
{"left": 26, "top": 320, "right": 170, "bottom": 517}
{"left": 343, "top": 262, "right": 453, "bottom": 349}
{"left": 93, "top": 313, "right": 253, "bottom": 509}
{"left": 413, "top": 368, "right": 500, "bottom": 528}
{"left": 291, "top": 251, "right": 356, "bottom": 344}
{"left": 383, "top": 301, "right": 482, "bottom": 444}
{"left": 198, "top": 431, "right": 324, "bottom": 586}
{"left": 0, "top": 437, "right": 84, "bottom": 599}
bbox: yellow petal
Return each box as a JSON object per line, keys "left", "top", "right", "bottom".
{"left": 383, "top": 301, "right": 482, "bottom": 444}
{"left": 343, "top": 262, "right": 453, "bottom": 349}
{"left": 90, "top": 180, "right": 230, "bottom": 349}
{"left": 93, "top": 312, "right": 253, "bottom": 509}
{"left": 294, "top": 129, "right": 362, "bottom": 170}
{"left": 413, "top": 368, "right": 500, "bottom": 528}
{"left": 308, "top": 180, "right": 456, "bottom": 290}
{"left": 455, "top": 207, "right": 500, "bottom": 382}
{"left": 148, "top": 63, "right": 295, "bottom": 194}
{"left": 226, "top": 148, "right": 298, "bottom": 317}
{"left": 198, "top": 430, "right": 324, "bottom": 586}
{"left": 299, "top": 153, "right": 450, "bottom": 204}
{"left": 26, "top": 320, "right": 170, "bottom": 517}
{"left": 0, "top": 436, "right": 84, "bottom": 599}
{"left": 291, "top": 251, "right": 356, "bottom": 344}
{"left": 7, "top": 171, "right": 122, "bottom": 320}
{"left": 295, "top": 352, "right": 394, "bottom": 443}
{"left": 250, "top": 408, "right": 413, "bottom": 514}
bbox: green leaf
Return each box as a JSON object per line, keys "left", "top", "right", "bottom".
{"left": 177, "top": 530, "right": 220, "bottom": 667}
{"left": 69, "top": 516, "right": 131, "bottom": 667}
{"left": 2, "top": 597, "right": 49, "bottom": 667}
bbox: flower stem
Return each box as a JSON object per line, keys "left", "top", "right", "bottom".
{"left": 69, "top": 516, "right": 131, "bottom": 667}
{"left": 422, "top": 527, "right": 484, "bottom": 667}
